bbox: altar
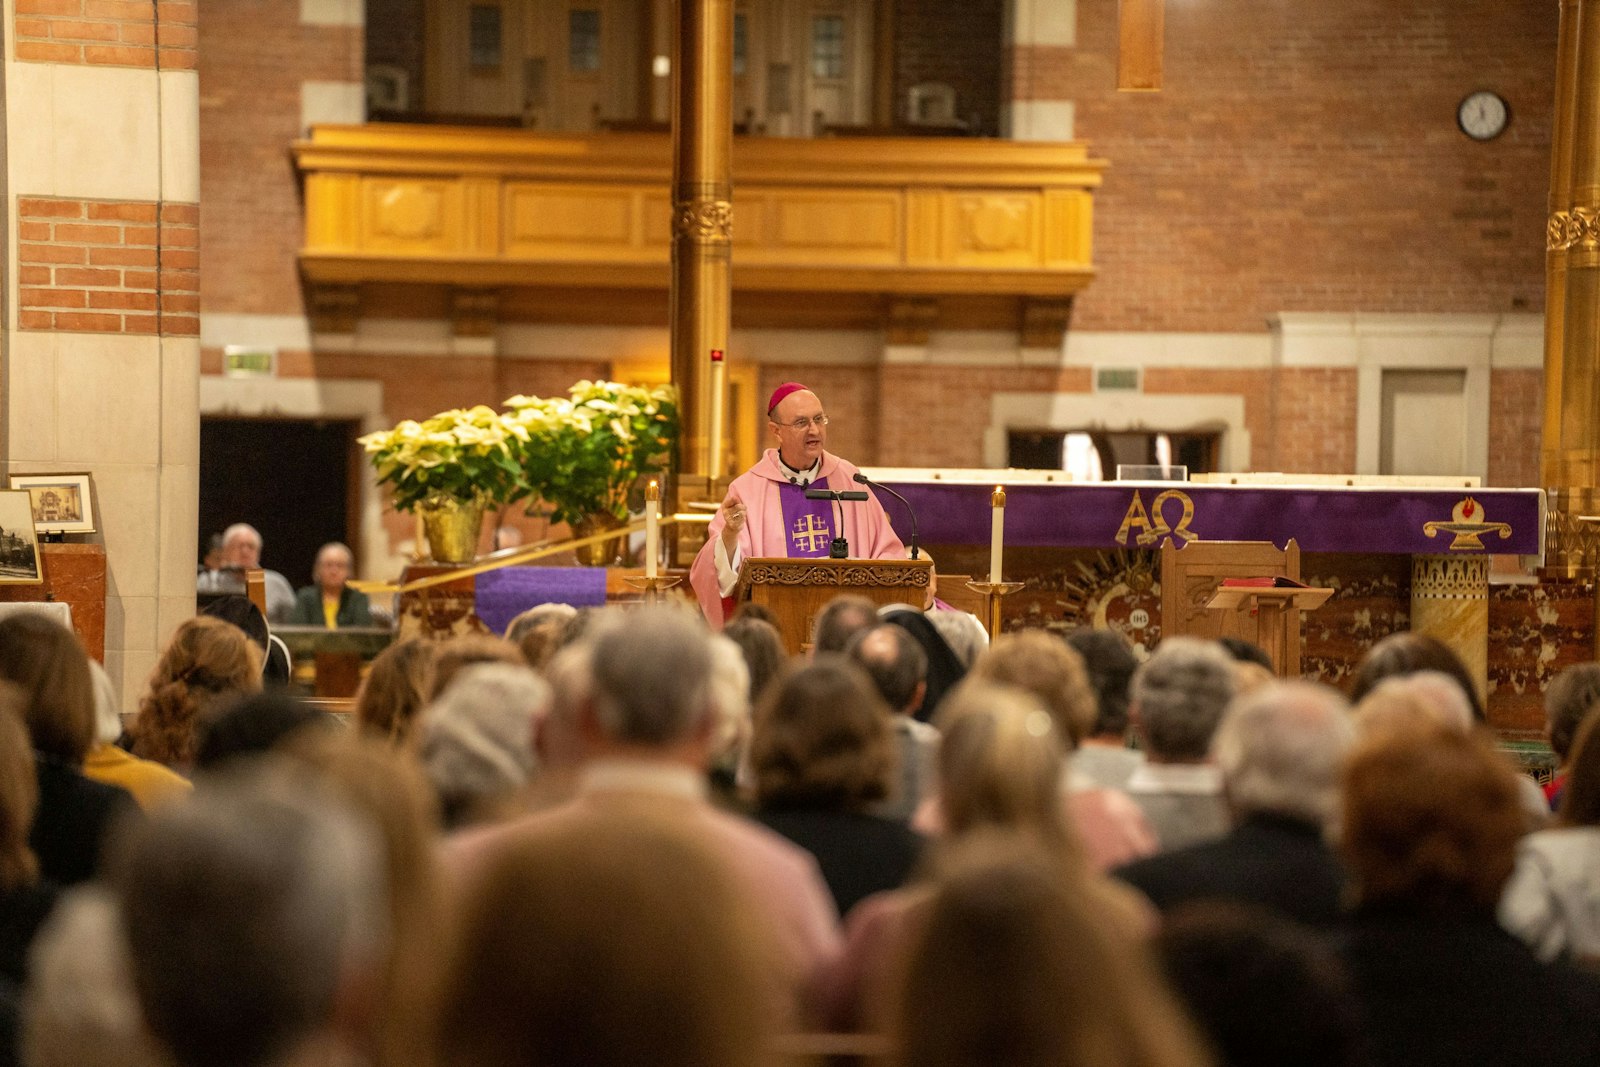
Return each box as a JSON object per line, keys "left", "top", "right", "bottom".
{"left": 863, "top": 471, "right": 1572, "bottom": 745}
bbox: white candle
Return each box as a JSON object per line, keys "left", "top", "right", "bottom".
{"left": 708, "top": 349, "right": 726, "bottom": 478}
{"left": 989, "top": 485, "right": 1006, "bottom": 583}
{"left": 645, "top": 480, "right": 660, "bottom": 579}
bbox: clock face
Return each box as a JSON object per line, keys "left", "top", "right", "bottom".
{"left": 1458, "top": 91, "right": 1509, "bottom": 141}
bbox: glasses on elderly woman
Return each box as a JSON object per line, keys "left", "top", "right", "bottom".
{"left": 777, "top": 414, "right": 830, "bottom": 431}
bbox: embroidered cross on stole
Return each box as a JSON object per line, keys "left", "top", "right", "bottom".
{"left": 777, "top": 482, "right": 836, "bottom": 558}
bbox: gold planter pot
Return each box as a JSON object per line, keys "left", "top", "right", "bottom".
{"left": 572, "top": 512, "right": 627, "bottom": 567}
{"left": 419, "top": 498, "right": 486, "bottom": 564}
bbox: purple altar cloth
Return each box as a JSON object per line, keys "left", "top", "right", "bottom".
{"left": 476, "top": 567, "right": 608, "bottom": 635}
{"left": 879, "top": 482, "right": 1544, "bottom": 556}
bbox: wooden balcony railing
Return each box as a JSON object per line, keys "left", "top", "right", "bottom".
{"left": 291, "top": 124, "right": 1106, "bottom": 338}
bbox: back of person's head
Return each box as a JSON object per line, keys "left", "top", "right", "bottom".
{"left": 131, "top": 616, "right": 263, "bottom": 767}
{"left": 436, "top": 816, "right": 777, "bottom": 1067}
{"left": 537, "top": 640, "right": 594, "bottom": 773}
{"left": 514, "top": 618, "right": 569, "bottom": 673}
{"left": 22, "top": 887, "right": 166, "bottom": 1067}
{"left": 114, "top": 765, "right": 384, "bottom": 1067}
{"left": 0, "top": 612, "right": 96, "bottom": 763}
{"left": 354, "top": 637, "right": 435, "bottom": 744}
{"left": 418, "top": 662, "right": 548, "bottom": 829}
{"left": 0, "top": 692, "right": 39, "bottom": 890}
{"left": 1558, "top": 709, "right": 1600, "bottom": 827}
{"left": 504, "top": 602, "right": 578, "bottom": 645}
{"left": 971, "top": 631, "right": 1096, "bottom": 749}
{"left": 1349, "top": 632, "right": 1484, "bottom": 721}
{"left": 1131, "top": 637, "right": 1237, "bottom": 761}
{"left": 926, "top": 610, "right": 988, "bottom": 670}
{"left": 1155, "top": 902, "right": 1361, "bottom": 1067}
{"left": 588, "top": 607, "right": 711, "bottom": 747}
{"left": 1546, "top": 663, "right": 1600, "bottom": 763}
{"left": 427, "top": 635, "right": 524, "bottom": 702}
{"left": 1350, "top": 672, "right": 1474, "bottom": 741}
{"left": 811, "top": 595, "right": 877, "bottom": 655}
{"left": 193, "top": 691, "right": 330, "bottom": 772}
{"left": 934, "top": 682, "right": 1072, "bottom": 853}
{"left": 89, "top": 659, "right": 123, "bottom": 745}
{"left": 721, "top": 615, "right": 787, "bottom": 706}
{"left": 1340, "top": 723, "right": 1523, "bottom": 913}
{"left": 1211, "top": 682, "right": 1353, "bottom": 827}
{"left": 749, "top": 657, "right": 893, "bottom": 812}
{"left": 846, "top": 623, "right": 928, "bottom": 715}
{"left": 890, "top": 834, "right": 1207, "bottom": 1067}
{"left": 197, "top": 595, "right": 287, "bottom": 686}
{"left": 1217, "top": 636, "right": 1274, "bottom": 672}
{"left": 1064, "top": 628, "right": 1139, "bottom": 739}
{"left": 706, "top": 635, "right": 752, "bottom": 767}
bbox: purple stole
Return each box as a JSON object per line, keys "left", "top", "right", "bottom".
{"left": 777, "top": 482, "right": 837, "bottom": 557}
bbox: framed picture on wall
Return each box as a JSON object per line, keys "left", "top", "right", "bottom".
{"left": 8, "top": 472, "right": 96, "bottom": 535}
{"left": 0, "top": 491, "right": 43, "bottom": 585}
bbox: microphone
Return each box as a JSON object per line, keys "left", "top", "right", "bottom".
{"left": 803, "top": 486, "right": 868, "bottom": 558}
{"left": 854, "top": 472, "right": 920, "bottom": 560}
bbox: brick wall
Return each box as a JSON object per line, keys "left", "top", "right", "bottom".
{"left": 1489, "top": 368, "right": 1542, "bottom": 488}
{"left": 1017, "top": 0, "right": 1556, "bottom": 333}
{"left": 18, "top": 196, "right": 198, "bottom": 336}
{"left": 894, "top": 0, "right": 1004, "bottom": 135}
{"left": 14, "top": 0, "right": 196, "bottom": 68}
{"left": 199, "top": 0, "right": 361, "bottom": 316}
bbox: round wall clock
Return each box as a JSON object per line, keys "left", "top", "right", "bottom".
{"left": 1458, "top": 90, "right": 1509, "bottom": 141}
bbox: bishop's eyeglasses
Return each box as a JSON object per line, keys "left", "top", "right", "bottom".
{"left": 777, "top": 414, "right": 830, "bottom": 431}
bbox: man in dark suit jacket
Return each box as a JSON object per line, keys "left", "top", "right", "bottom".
{"left": 1115, "top": 681, "right": 1354, "bottom": 927}
{"left": 288, "top": 542, "right": 373, "bottom": 629}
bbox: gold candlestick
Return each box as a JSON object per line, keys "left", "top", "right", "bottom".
{"left": 622, "top": 574, "right": 685, "bottom": 604}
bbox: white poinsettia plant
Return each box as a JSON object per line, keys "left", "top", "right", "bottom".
{"left": 505, "top": 380, "right": 680, "bottom": 526}
{"left": 357, "top": 405, "right": 529, "bottom": 512}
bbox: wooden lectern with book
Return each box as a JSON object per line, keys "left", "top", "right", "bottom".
{"left": 1160, "top": 538, "right": 1332, "bottom": 679}
{"left": 733, "top": 557, "right": 934, "bottom": 656}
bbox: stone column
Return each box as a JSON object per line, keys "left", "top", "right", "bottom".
{"left": 1410, "top": 555, "right": 1491, "bottom": 710}
{"left": 669, "top": 0, "right": 734, "bottom": 495}
{"left": 1003, "top": 0, "right": 1079, "bottom": 140}
{"left": 1542, "top": 0, "right": 1600, "bottom": 577}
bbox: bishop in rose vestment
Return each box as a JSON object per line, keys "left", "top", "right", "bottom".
{"left": 690, "top": 383, "right": 906, "bottom": 629}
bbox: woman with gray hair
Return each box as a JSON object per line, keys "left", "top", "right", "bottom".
{"left": 418, "top": 662, "right": 551, "bottom": 831}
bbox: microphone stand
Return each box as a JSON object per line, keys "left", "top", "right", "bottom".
{"left": 853, "top": 473, "right": 920, "bottom": 560}
{"left": 804, "top": 487, "right": 868, "bottom": 559}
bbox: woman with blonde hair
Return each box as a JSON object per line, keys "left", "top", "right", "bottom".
{"left": 127, "top": 616, "right": 261, "bottom": 772}
{"left": 825, "top": 681, "right": 1151, "bottom": 1030}
{"left": 353, "top": 637, "right": 434, "bottom": 745}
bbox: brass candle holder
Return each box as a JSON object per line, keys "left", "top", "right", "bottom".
{"left": 965, "top": 579, "right": 1026, "bottom": 638}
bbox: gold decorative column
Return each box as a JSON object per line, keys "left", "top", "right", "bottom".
{"left": 1543, "top": 0, "right": 1600, "bottom": 576}
{"left": 670, "top": 0, "right": 734, "bottom": 502}
{"left": 1409, "top": 556, "right": 1491, "bottom": 711}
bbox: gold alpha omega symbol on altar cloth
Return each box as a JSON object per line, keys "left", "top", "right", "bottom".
{"left": 792, "top": 515, "right": 831, "bottom": 554}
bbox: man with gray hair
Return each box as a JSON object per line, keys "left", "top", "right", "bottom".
{"left": 113, "top": 766, "right": 385, "bottom": 1067}
{"left": 847, "top": 623, "right": 937, "bottom": 822}
{"left": 196, "top": 522, "right": 295, "bottom": 623}
{"left": 1125, "top": 636, "right": 1238, "bottom": 850}
{"left": 456, "top": 606, "right": 839, "bottom": 1020}
{"left": 1115, "top": 681, "right": 1354, "bottom": 926}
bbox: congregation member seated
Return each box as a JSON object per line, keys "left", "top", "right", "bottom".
{"left": 425, "top": 634, "right": 525, "bottom": 701}
{"left": 1537, "top": 662, "right": 1600, "bottom": 809}
{"left": 923, "top": 606, "right": 988, "bottom": 671}
{"left": 1115, "top": 682, "right": 1354, "bottom": 927}
{"left": 126, "top": 616, "right": 262, "bottom": 775}
{"left": 192, "top": 692, "right": 332, "bottom": 772}
{"left": 0, "top": 697, "right": 55, "bottom": 994}
{"left": 1500, "top": 705, "right": 1600, "bottom": 965}
{"left": 722, "top": 614, "right": 789, "bottom": 707}
{"left": 886, "top": 836, "right": 1209, "bottom": 1067}
{"left": 0, "top": 615, "right": 137, "bottom": 887}
{"left": 1065, "top": 627, "right": 1144, "bottom": 790}
{"left": 811, "top": 595, "right": 877, "bottom": 656}
{"left": 504, "top": 602, "right": 577, "bottom": 672}
{"left": 418, "top": 663, "right": 549, "bottom": 831}
{"left": 968, "top": 631, "right": 1156, "bottom": 870}
{"left": 879, "top": 605, "right": 969, "bottom": 722}
{"left": 437, "top": 817, "right": 779, "bottom": 1066}
{"left": 749, "top": 659, "right": 924, "bottom": 916}
{"left": 287, "top": 542, "right": 373, "bottom": 629}
{"left": 352, "top": 638, "right": 434, "bottom": 745}
{"left": 846, "top": 624, "right": 938, "bottom": 822}
{"left": 195, "top": 523, "right": 295, "bottom": 624}
{"left": 705, "top": 636, "right": 753, "bottom": 807}
{"left": 1338, "top": 723, "right": 1600, "bottom": 1067}
{"left": 1155, "top": 903, "right": 1362, "bottom": 1067}
{"left": 113, "top": 766, "right": 388, "bottom": 1067}
{"left": 199, "top": 595, "right": 290, "bottom": 686}
{"left": 1124, "top": 637, "right": 1237, "bottom": 851}
{"left": 80, "top": 660, "right": 190, "bottom": 811}
{"left": 828, "top": 682, "right": 1151, "bottom": 1031}
{"left": 450, "top": 607, "right": 839, "bottom": 1022}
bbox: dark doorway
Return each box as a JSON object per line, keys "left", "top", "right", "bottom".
{"left": 199, "top": 417, "right": 361, "bottom": 590}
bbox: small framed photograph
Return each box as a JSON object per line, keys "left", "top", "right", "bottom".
{"left": 0, "top": 491, "right": 43, "bottom": 585}
{"left": 9, "top": 472, "right": 96, "bottom": 535}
